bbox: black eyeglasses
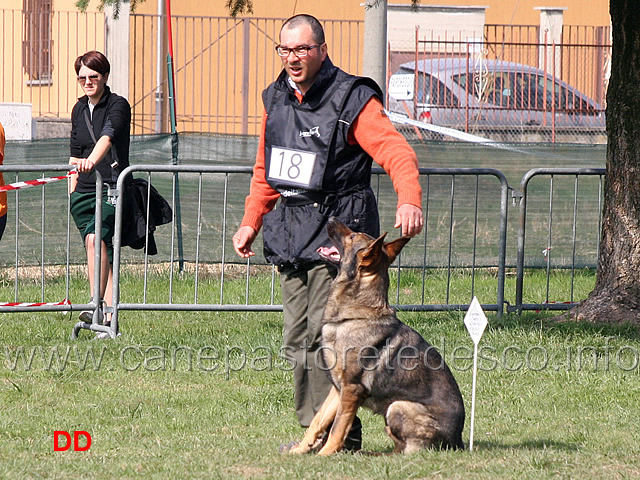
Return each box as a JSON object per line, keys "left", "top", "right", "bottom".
{"left": 77, "top": 74, "right": 100, "bottom": 85}
{"left": 275, "top": 44, "right": 321, "bottom": 58}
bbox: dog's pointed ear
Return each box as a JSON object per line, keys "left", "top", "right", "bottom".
{"left": 360, "top": 232, "right": 387, "bottom": 269}
{"left": 384, "top": 236, "right": 411, "bottom": 264}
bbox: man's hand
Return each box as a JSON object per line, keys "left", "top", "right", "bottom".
{"left": 394, "top": 203, "right": 423, "bottom": 238}
{"left": 233, "top": 225, "right": 258, "bottom": 258}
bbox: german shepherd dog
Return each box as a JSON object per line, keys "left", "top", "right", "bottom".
{"left": 285, "top": 217, "right": 465, "bottom": 455}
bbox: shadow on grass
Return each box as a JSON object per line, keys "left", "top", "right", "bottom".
{"left": 473, "top": 438, "right": 579, "bottom": 452}
{"left": 490, "top": 311, "right": 640, "bottom": 341}
{"left": 308, "top": 438, "right": 579, "bottom": 456}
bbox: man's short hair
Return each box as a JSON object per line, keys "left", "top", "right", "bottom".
{"left": 281, "top": 14, "right": 325, "bottom": 44}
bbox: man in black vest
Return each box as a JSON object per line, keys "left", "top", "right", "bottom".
{"left": 233, "top": 14, "right": 423, "bottom": 451}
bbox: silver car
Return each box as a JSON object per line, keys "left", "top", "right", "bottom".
{"left": 388, "top": 58, "right": 605, "bottom": 129}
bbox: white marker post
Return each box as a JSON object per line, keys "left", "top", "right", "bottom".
{"left": 463, "top": 296, "right": 488, "bottom": 451}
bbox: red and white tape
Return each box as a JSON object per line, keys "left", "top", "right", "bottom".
{"left": 0, "top": 299, "right": 71, "bottom": 307}
{"left": 0, "top": 170, "right": 76, "bottom": 192}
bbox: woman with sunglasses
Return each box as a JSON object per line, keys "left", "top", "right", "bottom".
{"left": 69, "top": 50, "right": 131, "bottom": 337}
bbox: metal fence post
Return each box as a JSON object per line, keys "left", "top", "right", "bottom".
{"left": 167, "top": 53, "right": 185, "bottom": 272}
{"left": 71, "top": 170, "right": 113, "bottom": 340}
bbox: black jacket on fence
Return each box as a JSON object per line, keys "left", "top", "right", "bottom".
{"left": 121, "top": 178, "right": 172, "bottom": 255}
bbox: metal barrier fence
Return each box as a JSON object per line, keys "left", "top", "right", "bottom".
{"left": 103, "top": 165, "right": 510, "bottom": 339}
{"left": 0, "top": 165, "right": 110, "bottom": 336}
{"left": 1, "top": 162, "right": 607, "bottom": 338}
{"left": 0, "top": 164, "right": 510, "bottom": 339}
{"left": 514, "top": 167, "right": 605, "bottom": 313}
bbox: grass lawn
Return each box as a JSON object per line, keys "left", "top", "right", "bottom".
{"left": 1, "top": 274, "right": 639, "bottom": 479}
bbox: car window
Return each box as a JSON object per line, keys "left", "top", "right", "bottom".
{"left": 453, "top": 72, "right": 516, "bottom": 107}
{"left": 520, "top": 73, "right": 598, "bottom": 114}
{"left": 511, "top": 73, "right": 540, "bottom": 109}
{"left": 454, "top": 70, "right": 598, "bottom": 114}
{"left": 413, "top": 71, "right": 459, "bottom": 107}
{"left": 486, "top": 72, "right": 514, "bottom": 107}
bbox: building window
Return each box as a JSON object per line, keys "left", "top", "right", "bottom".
{"left": 23, "top": 0, "right": 53, "bottom": 83}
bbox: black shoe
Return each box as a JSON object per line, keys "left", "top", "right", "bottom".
{"left": 344, "top": 416, "right": 362, "bottom": 452}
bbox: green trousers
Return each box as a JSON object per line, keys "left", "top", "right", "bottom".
{"left": 280, "top": 262, "right": 336, "bottom": 427}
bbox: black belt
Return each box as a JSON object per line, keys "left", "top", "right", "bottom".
{"left": 279, "top": 185, "right": 368, "bottom": 207}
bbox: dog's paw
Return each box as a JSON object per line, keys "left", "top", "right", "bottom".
{"left": 280, "top": 438, "right": 325, "bottom": 455}
{"left": 317, "top": 444, "right": 340, "bottom": 456}
{"left": 278, "top": 441, "right": 301, "bottom": 454}
{"left": 288, "top": 445, "right": 311, "bottom": 455}
{"left": 280, "top": 441, "right": 314, "bottom": 455}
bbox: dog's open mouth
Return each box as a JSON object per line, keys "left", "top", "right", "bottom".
{"left": 317, "top": 246, "right": 341, "bottom": 264}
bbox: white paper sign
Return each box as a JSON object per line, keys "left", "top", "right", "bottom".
{"left": 388, "top": 74, "right": 415, "bottom": 101}
{"left": 268, "top": 147, "right": 316, "bottom": 187}
{"left": 0, "top": 103, "right": 33, "bottom": 140}
{"left": 464, "top": 296, "right": 488, "bottom": 345}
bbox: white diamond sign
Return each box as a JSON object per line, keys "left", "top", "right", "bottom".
{"left": 464, "top": 296, "right": 488, "bottom": 452}
{"left": 464, "top": 296, "right": 488, "bottom": 345}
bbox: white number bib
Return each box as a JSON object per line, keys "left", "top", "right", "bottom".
{"left": 268, "top": 147, "right": 317, "bottom": 188}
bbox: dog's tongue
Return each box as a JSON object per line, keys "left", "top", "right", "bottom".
{"left": 317, "top": 245, "right": 340, "bottom": 261}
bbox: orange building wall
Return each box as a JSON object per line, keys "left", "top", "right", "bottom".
{"left": 135, "top": 0, "right": 364, "bottom": 21}
{"left": 136, "top": 0, "right": 610, "bottom": 27}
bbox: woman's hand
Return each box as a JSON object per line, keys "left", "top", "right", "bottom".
{"left": 71, "top": 156, "right": 97, "bottom": 174}
{"left": 68, "top": 157, "right": 80, "bottom": 193}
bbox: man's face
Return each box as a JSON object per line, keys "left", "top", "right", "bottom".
{"left": 279, "top": 24, "right": 327, "bottom": 95}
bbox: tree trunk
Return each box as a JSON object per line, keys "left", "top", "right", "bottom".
{"left": 563, "top": 0, "right": 640, "bottom": 326}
